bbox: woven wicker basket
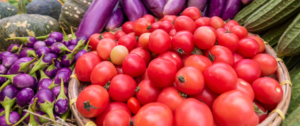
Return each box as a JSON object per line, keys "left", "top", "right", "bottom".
{"left": 68, "top": 34, "right": 292, "bottom": 126}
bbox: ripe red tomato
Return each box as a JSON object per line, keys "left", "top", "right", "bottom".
{"left": 252, "top": 54, "right": 277, "bottom": 76}
{"left": 236, "top": 78, "right": 255, "bottom": 101}
{"left": 260, "top": 102, "right": 277, "bottom": 111}
{"left": 209, "top": 16, "right": 225, "bottom": 29}
{"left": 175, "top": 67, "right": 205, "bottom": 95}
{"left": 114, "top": 31, "right": 126, "bottom": 41}
{"left": 182, "top": 7, "right": 201, "bottom": 20}
{"left": 156, "top": 87, "right": 184, "bottom": 112}
{"left": 181, "top": 54, "right": 192, "bottom": 63}
{"left": 76, "top": 85, "right": 109, "bottom": 118}
{"left": 136, "top": 80, "right": 161, "bottom": 105}
{"left": 174, "top": 16, "right": 196, "bottom": 33}
{"left": 233, "top": 53, "right": 244, "bottom": 63}
{"left": 231, "top": 25, "right": 248, "bottom": 39}
{"left": 216, "top": 28, "right": 227, "bottom": 39}
{"left": 143, "top": 14, "right": 155, "bottom": 24}
{"left": 204, "top": 63, "right": 238, "bottom": 94}
{"left": 158, "top": 51, "right": 183, "bottom": 71}
{"left": 130, "top": 47, "right": 151, "bottom": 65}
{"left": 175, "top": 98, "right": 214, "bottom": 126}
{"left": 212, "top": 91, "right": 259, "bottom": 126}
{"left": 224, "top": 20, "right": 239, "bottom": 29}
{"left": 161, "top": 15, "right": 177, "bottom": 23}
{"left": 169, "top": 29, "right": 176, "bottom": 36}
{"left": 75, "top": 53, "right": 101, "bottom": 82}
{"left": 248, "top": 36, "right": 265, "bottom": 53}
{"left": 91, "top": 61, "right": 117, "bottom": 86}
{"left": 134, "top": 103, "right": 173, "bottom": 126}
{"left": 195, "top": 17, "right": 210, "bottom": 28}
{"left": 100, "top": 32, "right": 115, "bottom": 40}
{"left": 89, "top": 33, "right": 101, "bottom": 51}
{"left": 103, "top": 110, "right": 131, "bottom": 126}
{"left": 218, "top": 32, "right": 239, "bottom": 52}
{"left": 147, "top": 58, "right": 177, "bottom": 88}
{"left": 148, "top": 22, "right": 160, "bottom": 32}
{"left": 115, "top": 65, "right": 123, "bottom": 74}
{"left": 96, "top": 102, "right": 131, "bottom": 126}
{"left": 138, "top": 33, "right": 151, "bottom": 50}
{"left": 97, "top": 38, "right": 117, "bottom": 60}
{"left": 190, "top": 86, "right": 218, "bottom": 109}
{"left": 206, "top": 45, "right": 234, "bottom": 66}
{"left": 236, "top": 38, "right": 260, "bottom": 58}
{"left": 133, "top": 18, "right": 151, "bottom": 36}
{"left": 141, "top": 69, "right": 149, "bottom": 80}
{"left": 122, "top": 54, "right": 146, "bottom": 77}
{"left": 148, "top": 29, "right": 171, "bottom": 54}
{"left": 109, "top": 74, "right": 137, "bottom": 102}
{"left": 234, "top": 59, "right": 261, "bottom": 83}
{"left": 171, "top": 31, "right": 194, "bottom": 55}
{"left": 122, "top": 21, "right": 134, "bottom": 34}
{"left": 194, "top": 26, "right": 217, "bottom": 50}
{"left": 252, "top": 77, "right": 283, "bottom": 104}
{"left": 127, "top": 97, "right": 141, "bottom": 115}
{"left": 159, "top": 21, "right": 174, "bottom": 33}
{"left": 118, "top": 34, "right": 137, "bottom": 51}
{"left": 253, "top": 102, "right": 268, "bottom": 123}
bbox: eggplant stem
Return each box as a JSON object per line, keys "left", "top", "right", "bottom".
{"left": 0, "top": 80, "right": 11, "bottom": 91}
{"left": 1, "top": 97, "right": 16, "bottom": 125}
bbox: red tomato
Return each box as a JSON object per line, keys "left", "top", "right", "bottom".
{"left": 100, "top": 32, "right": 115, "bottom": 40}
{"left": 231, "top": 25, "right": 248, "bottom": 39}
{"left": 236, "top": 78, "right": 255, "bottom": 101}
{"left": 122, "top": 21, "right": 134, "bottom": 34}
{"left": 209, "top": 16, "right": 225, "bottom": 29}
{"left": 218, "top": 32, "right": 239, "bottom": 52}
{"left": 206, "top": 45, "right": 234, "bottom": 66}
{"left": 91, "top": 61, "right": 117, "bottom": 86}
{"left": 252, "top": 77, "right": 283, "bottom": 104}
{"left": 118, "top": 34, "right": 137, "bottom": 51}
{"left": 175, "top": 98, "right": 214, "bottom": 126}
{"left": 134, "top": 103, "right": 173, "bottom": 126}
{"left": 216, "top": 28, "right": 227, "bottom": 39}
{"left": 76, "top": 85, "right": 109, "bottom": 118}
{"left": 233, "top": 53, "right": 244, "bottom": 63}
{"left": 236, "top": 38, "right": 260, "bottom": 58}
{"left": 156, "top": 87, "right": 184, "bottom": 112}
{"left": 195, "top": 17, "right": 210, "bottom": 28}
{"left": 181, "top": 54, "right": 192, "bottom": 63}
{"left": 148, "top": 29, "right": 171, "bottom": 54}
{"left": 147, "top": 58, "right": 177, "bottom": 88}
{"left": 122, "top": 54, "right": 146, "bottom": 77}
{"left": 138, "top": 33, "right": 151, "bottom": 50}
{"left": 171, "top": 31, "right": 194, "bottom": 55}
{"left": 204, "top": 63, "right": 238, "bottom": 94}
{"left": 96, "top": 102, "right": 131, "bottom": 126}
{"left": 212, "top": 91, "right": 259, "bottom": 126}
{"left": 136, "top": 80, "right": 161, "bottom": 105}
{"left": 248, "top": 36, "right": 265, "bottom": 53}
{"left": 194, "top": 26, "right": 217, "bottom": 50}
{"left": 159, "top": 21, "right": 174, "bottom": 33}
{"left": 224, "top": 20, "right": 239, "bottom": 29}
{"left": 140, "top": 69, "right": 149, "bottom": 80}
{"left": 115, "top": 31, "right": 126, "bottom": 40}
{"left": 175, "top": 67, "right": 204, "bottom": 95}
{"left": 89, "top": 33, "right": 101, "bottom": 51}
{"left": 260, "top": 102, "right": 277, "bottom": 111}
{"left": 174, "top": 16, "right": 196, "bottom": 33}
{"left": 234, "top": 59, "right": 261, "bottom": 83}
{"left": 252, "top": 54, "right": 277, "bottom": 76}
{"left": 130, "top": 47, "right": 151, "bottom": 65}
{"left": 115, "top": 65, "right": 123, "bottom": 74}
{"left": 157, "top": 51, "right": 183, "bottom": 71}
{"left": 133, "top": 18, "right": 151, "bottom": 36}
{"left": 75, "top": 53, "right": 101, "bottom": 82}
{"left": 149, "top": 22, "right": 160, "bottom": 32}
{"left": 103, "top": 110, "right": 131, "bottom": 126}
{"left": 143, "top": 14, "right": 155, "bottom": 24}
{"left": 169, "top": 29, "right": 176, "bottom": 36}
{"left": 97, "top": 38, "right": 117, "bottom": 60}
{"left": 161, "top": 15, "right": 177, "bottom": 23}
{"left": 190, "top": 86, "right": 218, "bottom": 109}
{"left": 253, "top": 102, "right": 268, "bottom": 123}
{"left": 127, "top": 97, "right": 141, "bottom": 115}
{"left": 184, "top": 55, "right": 212, "bottom": 73}
{"left": 182, "top": 7, "right": 201, "bottom": 20}
{"left": 109, "top": 74, "right": 137, "bottom": 102}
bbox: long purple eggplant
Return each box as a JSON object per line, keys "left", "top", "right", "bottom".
{"left": 209, "top": 0, "right": 226, "bottom": 17}
{"left": 221, "top": 0, "right": 242, "bottom": 20}
{"left": 122, "top": 0, "right": 145, "bottom": 21}
{"left": 187, "top": 0, "right": 207, "bottom": 11}
{"left": 202, "top": 4, "right": 209, "bottom": 17}
{"left": 105, "top": 6, "right": 124, "bottom": 31}
{"left": 0, "top": 85, "right": 18, "bottom": 125}
{"left": 75, "top": 0, "right": 118, "bottom": 38}
{"left": 143, "top": 0, "right": 165, "bottom": 18}
{"left": 163, "top": 0, "right": 186, "bottom": 15}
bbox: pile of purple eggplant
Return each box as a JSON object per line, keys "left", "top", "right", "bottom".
{"left": 0, "top": 27, "right": 88, "bottom": 126}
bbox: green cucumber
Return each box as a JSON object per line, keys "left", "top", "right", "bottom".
{"left": 244, "top": 0, "right": 300, "bottom": 32}
{"left": 233, "top": 0, "right": 268, "bottom": 25}
{"left": 278, "top": 13, "right": 300, "bottom": 57}
{"left": 282, "top": 105, "right": 300, "bottom": 126}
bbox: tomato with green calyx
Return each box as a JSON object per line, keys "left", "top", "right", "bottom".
{"left": 175, "top": 67, "right": 204, "bottom": 95}
{"left": 171, "top": 31, "right": 194, "bottom": 55}
{"left": 136, "top": 80, "right": 161, "bottom": 105}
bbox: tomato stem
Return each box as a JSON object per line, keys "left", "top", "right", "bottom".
{"left": 177, "top": 48, "right": 185, "bottom": 54}
{"left": 177, "top": 76, "right": 185, "bottom": 83}
{"left": 130, "top": 120, "right": 134, "bottom": 126}
{"left": 104, "top": 81, "right": 110, "bottom": 90}
{"left": 208, "top": 51, "right": 216, "bottom": 62}
{"left": 83, "top": 100, "right": 98, "bottom": 111}
{"left": 99, "top": 35, "right": 103, "bottom": 40}
{"left": 135, "top": 36, "right": 139, "bottom": 42}
{"left": 253, "top": 102, "right": 267, "bottom": 116}
{"left": 135, "top": 86, "right": 140, "bottom": 92}
{"left": 179, "top": 91, "right": 188, "bottom": 98}
{"left": 147, "top": 26, "right": 152, "bottom": 30}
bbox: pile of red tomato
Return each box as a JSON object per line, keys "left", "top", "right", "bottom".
{"left": 74, "top": 7, "right": 283, "bottom": 126}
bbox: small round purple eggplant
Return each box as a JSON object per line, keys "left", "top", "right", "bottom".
{"left": 38, "top": 69, "right": 53, "bottom": 90}
{"left": 69, "top": 26, "right": 78, "bottom": 46}
{"left": 51, "top": 42, "right": 71, "bottom": 54}
{"left": 9, "top": 57, "right": 36, "bottom": 74}
{"left": 36, "top": 47, "right": 51, "bottom": 57}
{"left": 45, "top": 37, "right": 57, "bottom": 46}
{"left": 0, "top": 111, "right": 20, "bottom": 126}
{"left": 0, "top": 52, "right": 12, "bottom": 61}
{"left": 35, "top": 89, "right": 56, "bottom": 120}
{"left": 2, "top": 54, "right": 19, "bottom": 68}
{"left": 55, "top": 60, "right": 62, "bottom": 70}
{"left": 67, "top": 45, "right": 76, "bottom": 54}
{"left": 0, "top": 65, "right": 8, "bottom": 74}
{"left": 7, "top": 44, "right": 21, "bottom": 53}
{"left": 20, "top": 48, "right": 37, "bottom": 58}
{"left": 105, "top": 6, "right": 124, "bottom": 31}
{"left": 14, "top": 98, "right": 39, "bottom": 126}
{"left": 75, "top": 50, "right": 87, "bottom": 61}
{"left": 54, "top": 78, "right": 69, "bottom": 114}
{"left": 0, "top": 74, "right": 36, "bottom": 89}
{"left": 0, "top": 85, "right": 19, "bottom": 125}
{"left": 0, "top": 75, "right": 7, "bottom": 85}
{"left": 52, "top": 85, "right": 68, "bottom": 97}
{"left": 62, "top": 40, "right": 71, "bottom": 47}
{"left": 78, "top": 36, "right": 88, "bottom": 44}
{"left": 33, "top": 41, "right": 47, "bottom": 50}
{"left": 16, "top": 88, "right": 34, "bottom": 107}
{"left": 61, "top": 27, "right": 71, "bottom": 47}
{"left": 49, "top": 32, "right": 63, "bottom": 42}
{"left": 61, "top": 54, "right": 75, "bottom": 67}
{"left": 29, "top": 53, "right": 57, "bottom": 75}
{"left": 44, "top": 61, "right": 58, "bottom": 78}
{"left": 48, "top": 68, "right": 72, "bottom": 89}
{"left": 6, "top": 36, "right": 37, "bottom": 48}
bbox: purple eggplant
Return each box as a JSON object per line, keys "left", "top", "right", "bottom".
{"left": 48, "top": 68, "right": 72, "bottom": 89}
{"left": 0, "top": 111, "right": 20, "bottom": 126}
{"left": 122, "top": 0, "right": 145, "bottom": 21}
{"left": 75, "top": 0, "right": 119, "bottom": 38}
{"left": 21, "top": 112, "right": 30, "bottom": 124}
{"left": 0, "top": 52, "right": 12, "bottom": 61}
{"left": 9, "top": 57, "right": 36, "bottom": 74}
{"left": 45, "top": 37, "right": 57, "bottom": 46}
{"left": 0, "top": 85, "right": 18, "bottom": 125}
{"left": 16, "top": 88, "right": 34, "bottom": 107}
{"left": 209, "top": 0, "right": 226, "bottom": 17}
{"left": 187, "top": 0, "right": 207, "bottom": 11}
{"left": 51, "top": 42, "right": 71, "bottom": 54}
{"left": 75, "top": 41, "right": 90, "bottom": 61}
{"left": 54, "top": 78, "right": 69, "bottom": 114}
{"left": 29, "top": 53, "right": 57, "bottom": 75}
{"left": 0, "top": 76, "right": 7, "bottom": 85}
{"left": 49, "top": 32, "right": 63, "bottom": 42}
{"left": 20, "top": 48, "right": 37, "bottom": 58}
{"left": 0, "top": 65, "right": 8, "bottom": 74}
{"left": 6, "top": 36, "right": 37, "bottom": 48}
{"left": 163, "top": 0, "right": 186, "bottom": 15}
{"left": 33, "top": 41, "right": 47, "bottom": 50}
{"left": 38, "top": 69, "right": 53, "bottom": 91}
{"left": 61, "top": 27, "right": 71, "bottom": 47}
{"left": 14, "top": 98, "right": 39, "bottom": 126}
{"left": 221, "top": 0, "right": 242, "bottom": 20}
{"left": 7, "top": 44, "right": 21, "bottom": 53}
{"left": 78, "top": 36, "right": 88, "bottom": 44}
{"left": 202, "top": 4, "right": 209, "bottom": 17}
{"left": 0, "top": 74, "right": 36, "bottom": 89}
{"left": 69, "top": 27, "right": 79, "bottom": 46}
{"left": 105, "top": 6, "right": 124, "bottom": 31}
{"left": 67, "top": 45, "right": 76, "bottom": 53}
{"left": 143, "top": 0, "right": 165, "bottom": 18}
{"left": 44, "top": 61, "right": 58, "bottom": 78}
{"left": 35, "top": 89, "right": 56, "bottom": 121}
{"left": 52, "top": 85, "right": 68, "bottom": 98}
{"left": 60, "top": 54, "right": 75, "bottom": 67}
{"left": 36, "top": 47, "right": 51, "bottom": 57}
{"left": 2, "top": 54, "right": 19, "bottom": 68}
{"left": 55, "top": 60, "right": 62, "bottom": 70}
{"left": 241, "top": 0, "right": 253, "bottom": 5}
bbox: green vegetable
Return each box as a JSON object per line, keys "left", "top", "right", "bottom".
{"left": 282, "top": 100, "right": 300, "bottom": 126}
{"left": 286, "top": 64, "right": 300, "bottom": 115}
{"left": 0, "top": 1, "right": 17, "bottom": 19}
{"left": 283, "top": 55, "right": 300, "bottom": 71}
{"left": 26, "top": 0, "right": 62, "bottom": 20}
